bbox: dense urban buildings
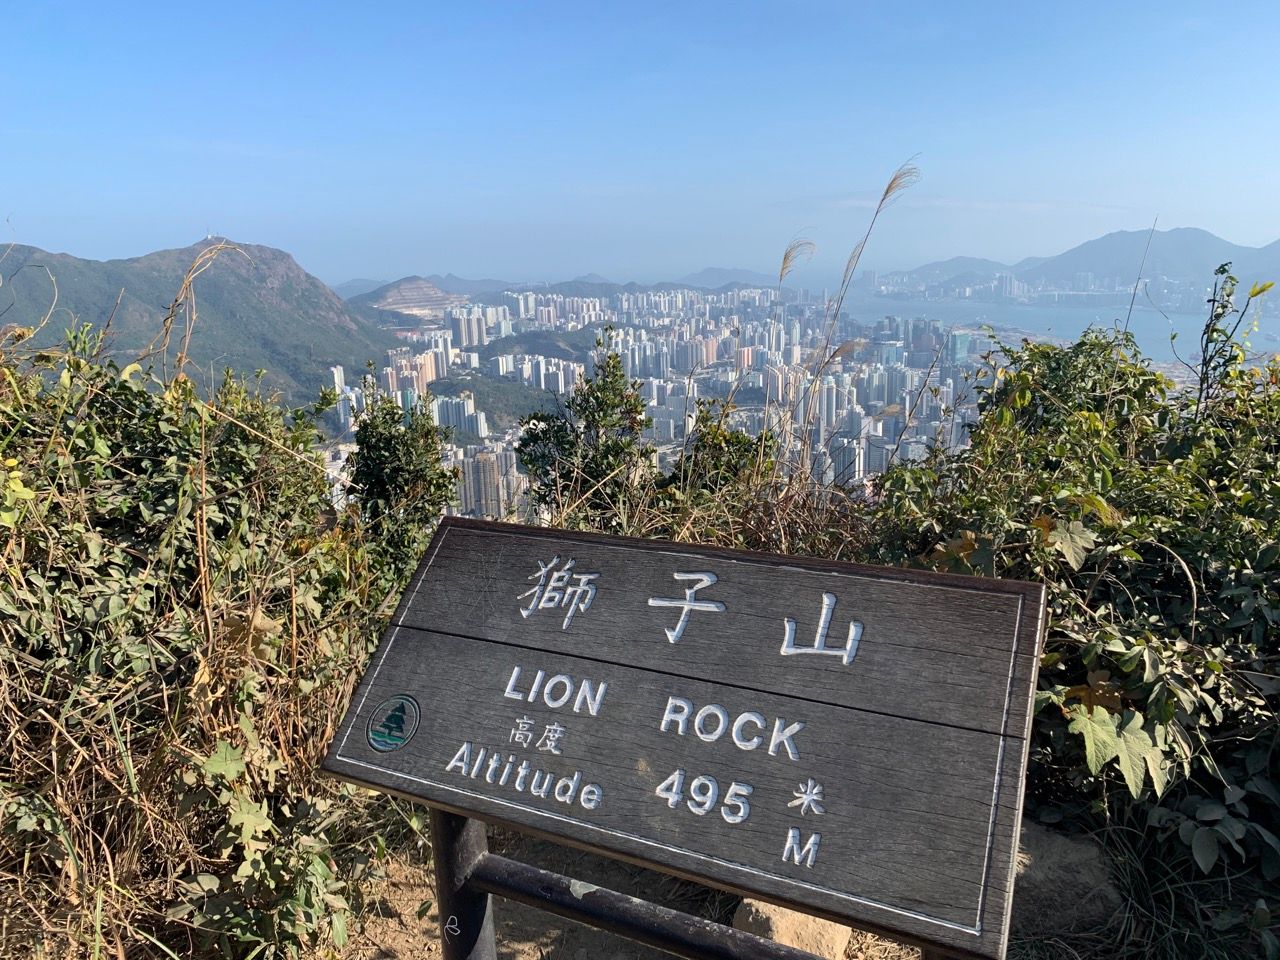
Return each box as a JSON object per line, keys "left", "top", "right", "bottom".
{"left": 329, "top": 285, "right": 996, "bottom": 520}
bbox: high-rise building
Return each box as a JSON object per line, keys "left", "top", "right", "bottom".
{"left": 449, "top": 311, "right": 487, "bottom": 349}
{"left": 460, "top": 452, "right": 504, "bottom": 518}
{"left": 432, "top": 394, "right": 489, "bottom": 438}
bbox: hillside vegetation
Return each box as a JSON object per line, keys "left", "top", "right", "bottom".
{"left": 0, "top": 303, "right": 454, "bottom": 954}
{"left": 430, "top": 372, "right": 559, "bottom": 432}
{"left": 0, "top": 240, "right": 399, "bottom": 401}
{"left": 479, "top": 327, "right": 601, "bottom": 364}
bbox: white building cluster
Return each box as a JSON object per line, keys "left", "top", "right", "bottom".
{"left": 329, "top": 282, "right": 989, "bottom": 522}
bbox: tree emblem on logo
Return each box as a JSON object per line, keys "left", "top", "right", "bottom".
{"left": 367, "top": 695, "right": 420, "bottom": 752}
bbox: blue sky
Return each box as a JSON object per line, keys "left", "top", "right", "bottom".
{"left": 4, "top": 2, "right": 1279, "bottom": 285}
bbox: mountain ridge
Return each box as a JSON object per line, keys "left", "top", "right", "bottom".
{"left": 332, "top": 266, "right": 783, "bottom": 296}
{"left": 902, "top": 228, "right": 1280, "bottom": 286}
{"left": 1, "top": 238, "right": 399, "bottom": 399}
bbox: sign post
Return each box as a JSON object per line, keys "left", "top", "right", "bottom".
{"left": 324, "top": 518, "right": 1045, "bottom": 960}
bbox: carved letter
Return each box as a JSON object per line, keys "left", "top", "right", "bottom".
{"left": 732, "top": 711, "right": 766, "bottom": 750}
{"left": 530, "top": 770, "right": 553, "bottom": 799}
{"left": 527, "top": 669, "right": 546, "bottom": 703}
{"left": 660, "top": 696, "right": 692, "bottom": 735}
{"left": 503, "top": 666, "right": 525, "bottom": 701}
{"left": 554, "top": 771, "right": 582, "bottom": 803}
{"left": 694, "top": 704, "right": 729, "bottom": 743}
{"left": 445, "top": 742, "right": 472, "bottom": 774}
{"left": 768, "top": 718, "right": 805, "bottom": 761}
{"left": 782, "top": 828, "right": 821, "bottom": 867}
{"left": 542, "top": 674, "right": 573, "bottom": 709}
{"left": 514, "top": 759, "right": 532, "bottom": 791}
{"left": 574, "top": 679, "right": 608, "bottom": 716}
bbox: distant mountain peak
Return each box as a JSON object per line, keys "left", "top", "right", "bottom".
{"left": 423, "top": 274, "right": 520, "bottom": 296}
{"left": 0, "top": 239, "right": 398, "bottom": 400}
{"left": 902, "top": 227, "right": 1280, "bottom": 287}
{"left": 676, "top": 267, "right": 777, "bottom": 288}
{"left": 351, "top": 276, "right": 468, "bottom": 319}
{"left": 331, "top": 278, "right": 388, "bottom": 300}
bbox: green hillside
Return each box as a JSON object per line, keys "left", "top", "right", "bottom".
{"left": 479, "top": 326, "right": 602, "bottom": 363}
{"left": 432, "top": 370, "right": 560, "bottom": 431}
{"left": 0, "top": 239, "right": 400, "bottom": 401}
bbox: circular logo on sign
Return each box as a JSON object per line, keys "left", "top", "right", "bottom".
{"left": 367, "top": 695, "right": 420, "bottom": 752}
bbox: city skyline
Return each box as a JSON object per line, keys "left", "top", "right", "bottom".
{"left": 324, "top": 282, "right": 996, "bottom": 522}
{"left": 5, "top": 3, "right": 1280, "bottom": 286}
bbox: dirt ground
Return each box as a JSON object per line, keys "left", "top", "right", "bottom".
{"left": 328, "top": 831, "right": 917, "bottom": 960}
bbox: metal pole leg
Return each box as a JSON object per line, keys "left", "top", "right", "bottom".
{"left": 428, "top": 808, "right": 497, "bottom": 960}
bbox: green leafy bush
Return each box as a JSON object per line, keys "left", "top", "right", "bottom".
{"left": 870, "top": 275, "right": 1278, "bottom": 880}
{"left": 517, "top": 337, "right": 654, "bottom": 532}
{"left": 0, "top": 322, "right": 451, "bottom": 956}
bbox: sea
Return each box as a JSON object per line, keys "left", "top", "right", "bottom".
{"left": 841, "top": 294, "right": 1280, "bottom": 365}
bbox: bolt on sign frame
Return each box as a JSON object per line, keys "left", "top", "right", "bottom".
{"left": 323, "top": 518, "right": 1045, "bottom": 960}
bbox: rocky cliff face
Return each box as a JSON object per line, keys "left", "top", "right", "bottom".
{"left": 350, "top": 276, "right": 469, "bottom": 320}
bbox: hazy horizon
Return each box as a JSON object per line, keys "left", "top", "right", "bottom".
{"left": 5, "top": 2, "right": 1280, "bottom": 287}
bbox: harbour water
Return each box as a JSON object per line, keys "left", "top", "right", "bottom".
{"left": 842, "top": 294, "right": 1279, "bottom": 364}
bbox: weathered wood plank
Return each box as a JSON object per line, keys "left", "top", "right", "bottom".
{"left": 324, "top": 518, "right": 1045, "bottom": 960}
{"left": 394, "top": 520, "right": 1041, "bottom": 738}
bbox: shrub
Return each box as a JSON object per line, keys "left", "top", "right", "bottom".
{"left": 517, "top": 335, "right": 654, "bottom": 533}
{"left": 0, "top": 322, "right": 450, "bottom": 956}
{"left": 870, "top": 274, "right": 1278, "bottom": 882}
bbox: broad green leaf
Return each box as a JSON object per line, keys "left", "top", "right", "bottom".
{"left": 1145, "top": 750, "right": 1169, "bottom": 798}
{"left": 1068, "top": 703, "right": 1119, "bottom": 775}
{"left": 1115, "top": 711, "right": 1159, "bottom": 798}
{"left": 193, "top": 873, "right": 220, "bottom": 892}
{"left": 1141, "top": 646, "right": 1160, "bottom": 683}
{"left": 202, "top": 741, "right": 246, "bottom": 783}
{"left": 331, "top": 910, "right": 348, "bottom": 947}
{"left": 228, "top": 795, "right": 274, "bottom": 846}
{"left": 1254, "top": 824, "right": 1280, "bottom": 856}
{"left": 1179, "top": 819, "right": 1197, "bottom": 845}
{"left": 1198, "top": 801, "right": 1228, "bottom": 821}
{"left": 1192, "top": 825, "right": 1220, "bottom": 874}
{"left": 1049, "top": 520, "right": 1097, "bottom": 570}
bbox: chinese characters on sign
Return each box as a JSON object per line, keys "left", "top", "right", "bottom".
{"left": 537, "top": 722, "right": 566, "bottom": 755}
{"left": 509, "top": 715, "right": 534, "bottom": 747}
{"left": 505, "top": 557, "right": 854, "bottom": 868}
{"left": 518, "top": 556, "right": 599, "bottom": 628}
{"left": 647, "top": 572, "right": 726, "bottom": 643}
{"left": 510, "top": 716, "right": 569, "bottom": 755}
{"left": 781, "top": 592, "right": 863, "bottom": 666}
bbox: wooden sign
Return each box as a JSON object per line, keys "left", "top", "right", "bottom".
{"left": 323, "top": 518, "right": 1045, "bottom": 960}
